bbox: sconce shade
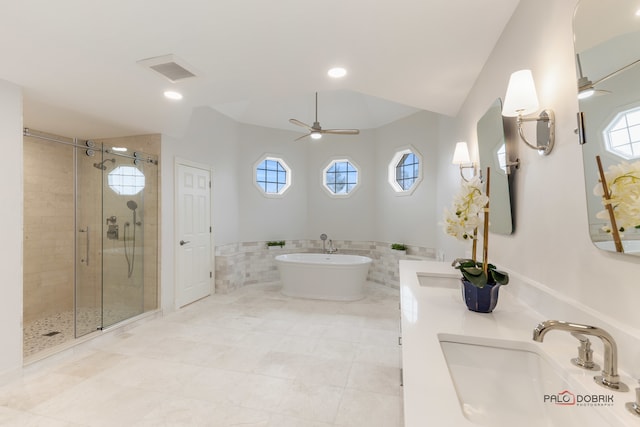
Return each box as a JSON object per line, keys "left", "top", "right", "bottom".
{"left": 452, "top": 142, "right": 471, "bottom": 165}
{"left": 502, "top": 69, "right": 540, "bottom": 117}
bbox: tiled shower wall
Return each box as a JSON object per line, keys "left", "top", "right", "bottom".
{"left": 23, "top": 132, "right": 160, "bottom": 327}
{"left": 214, "top": 240, "right": 436, "bottom": 293}
{"left": 23, "top": 137, "right": 76, "bottom": 323}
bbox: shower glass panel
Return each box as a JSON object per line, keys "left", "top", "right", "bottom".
{"left": 23, "top": 129, "right": 159, "bottom": 359}
{"left": 75, "top": 148, "right": 104, "bottom": 337}
{"left": 102, "top": 157, "right": 145, "bottom": 327}
{"left": 23, "top": 136, "right": 77, "bottom": 354}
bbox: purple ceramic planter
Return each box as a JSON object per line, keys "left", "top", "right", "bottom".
{"left": 461, "top": 278, "right": 501, "bottom": 313}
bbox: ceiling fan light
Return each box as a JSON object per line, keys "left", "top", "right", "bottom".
{"left": 310, "top": 132, "right": 322, "bottom": 140}
{"left": 578, "top": 88, "right": 595, "bottom": 99}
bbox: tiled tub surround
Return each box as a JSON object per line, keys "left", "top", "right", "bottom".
{"left": 1, "top": 282, "right": 402, "bottom": 426}
{"left": 215, "top": 240, "right": 436, "bottom": 293}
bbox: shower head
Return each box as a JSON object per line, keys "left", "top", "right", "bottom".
{"left": 127, "top": 200, "right": 138, "bottom": 210}
{"left": 93, "top": 158, "right": 116, "bottom": 170}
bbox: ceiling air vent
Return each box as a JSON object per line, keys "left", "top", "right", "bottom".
{"left": 137, "top": 54, "right": 198, "bottom": 82}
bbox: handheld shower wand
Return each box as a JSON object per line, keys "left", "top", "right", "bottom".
{"left": 124, "top": 200, "right": 138, "bottom": 278}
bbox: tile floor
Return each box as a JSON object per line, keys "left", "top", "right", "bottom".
{"left": 1, "top": 282, "right": 403, "bottom": 426}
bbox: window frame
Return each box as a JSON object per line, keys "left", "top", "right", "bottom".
{"left": 253, "top": 155, "right": 292, "bottom": 198}
{"left": 602, "top": 105, "right": 640, "bottom": 160}
{"left": 321, "top": 157, "right": 361, "bottom": 198}
{"left": 107, "top": 165, "right": 146, "bottom": 196}
{"left": 387, "top": 146, "right": 423, "bottom": 195}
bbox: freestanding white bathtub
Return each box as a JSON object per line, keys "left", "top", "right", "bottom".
{"left": 275, "top": 253, "right": 372, "bottom": 301}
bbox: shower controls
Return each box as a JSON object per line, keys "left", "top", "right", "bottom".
{"left": 106, "top": 216, "right": 119, "bottom": 240}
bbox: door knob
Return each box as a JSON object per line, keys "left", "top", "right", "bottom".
{"left": 180, "top": 240, "right": 190, "bottom": 246}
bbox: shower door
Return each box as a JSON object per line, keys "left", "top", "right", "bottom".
{"left": 25, "top": 129, "right": 158, "bottom": 357}
{"left": 101, "top": 155, "right": 145, "bottom": 328}
{"left": 75, "top": 147, "right": 104, "bottom": 337}
{"left": 75, "top": 149, "right": 146, "bottom": 334}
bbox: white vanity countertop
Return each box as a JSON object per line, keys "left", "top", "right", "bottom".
{"left": 399, "top": 260, "right": 636, "bottom": 427}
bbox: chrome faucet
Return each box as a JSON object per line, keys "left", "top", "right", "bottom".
{"left": 532, "top": 320, "right": 628, "bottom": 391}
{"left": 627, "top": 381, "right": 640, "bottom": 417}
{"left": 569, "top": 332, "right": 599, "bottom": 371}
{"left": 320, "top": 234, "right": 338, "bottom": 254}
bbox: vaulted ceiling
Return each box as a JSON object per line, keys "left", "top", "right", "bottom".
{"left": 1, "top": 0, "right": 520, "bottom": 139}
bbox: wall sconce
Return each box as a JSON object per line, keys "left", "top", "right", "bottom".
{"left": 451, "top": 142, "right": 477, "bottom": 182}
{"left": 502, "top": 69, "right": 555, "bottom": 156}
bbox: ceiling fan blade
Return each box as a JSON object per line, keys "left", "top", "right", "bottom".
{"left": 288, "top": 93, "right": 359, "bottom": 140}
{"left": 289, "top": 118, "right": 312, "bottom": 130}
{"left": 322, "top": 129, "right": 360, "bottom": 135}
{"left": 294, "top": 133, "right": 311, "bottom": 141}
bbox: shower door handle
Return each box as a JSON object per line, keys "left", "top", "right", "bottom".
{"left": 79, "top": 226, "right": 89, "bottom": 266}
{"left": 180, "top": 240, "right": 190, "bottom": 246}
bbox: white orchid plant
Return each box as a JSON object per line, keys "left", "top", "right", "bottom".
{"left": 443, "top": 173, "right": 509, "bottom": 288}
{"left": 593, "top": 161, "right": 640, "bottom": 235}
{"left": 594, "top": 160, "right": 640, "bottom": 235}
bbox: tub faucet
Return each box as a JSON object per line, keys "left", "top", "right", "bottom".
{"left": 327, "top": 239, "right": 338, "bottom": 254}
{"left": 532, "top": 320, "right": 628, "bottom": 391}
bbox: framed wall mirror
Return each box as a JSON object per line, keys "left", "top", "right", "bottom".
{"left": 477, "top": 98, "right": 514, "bottom": 235}
{"left": 574, "top": 0, "right": 640, "bottom": 256}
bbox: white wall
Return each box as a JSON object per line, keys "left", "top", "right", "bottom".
{"left": 305, "top": 130, "right": 377, "bottom": 241}
{"left": 374, "top": 111, "right": 444, "bottom": 246}
{"left": 206, "top": 112, "right": 452, "bottom": 249}
{"left": 442, "top": 0, "right": 640, "bottom": 328}
{"left": 160, "top": 106, "right": 239, "bottom": 312}
{"left": 237, "top": 124, "right": 308, "bottom": 242}
{"left": 435, "top": 112, "right": 472, "bottom": 261}
{"left": 0, "top": 79, "right": 23, "bottom": 378}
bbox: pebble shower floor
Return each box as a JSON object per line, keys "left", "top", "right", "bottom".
{"left": 23, "top": 307, "right": 142, "bottom": 358}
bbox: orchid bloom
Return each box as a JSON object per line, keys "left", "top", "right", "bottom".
{"left": 594, "top": 160, "right": 640, "bottom": 234}
{"left": 443, "top": 176, "right": 489, "bottom": 241}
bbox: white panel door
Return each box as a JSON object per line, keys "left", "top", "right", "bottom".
{"left": 176, "top": 162, "right": 212, "bottom": 307}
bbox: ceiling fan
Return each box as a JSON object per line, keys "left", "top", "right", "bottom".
{"left": 289, "top": 92, "right": 360, "bottom": 141}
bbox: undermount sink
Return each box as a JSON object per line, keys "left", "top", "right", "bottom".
{"left": 438, "top": 334, "right": 617, "bottom": 427}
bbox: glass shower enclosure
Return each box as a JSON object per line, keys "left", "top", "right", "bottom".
{"left": 23, "top": 129, "right": 158, "bottom": 357}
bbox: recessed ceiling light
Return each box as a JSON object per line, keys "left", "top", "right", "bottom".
{"left": 164, "top": 90, "right": 183, "bottom": 100}
{"left": 328, "top": 67, "right": 347, "bottom": 78}
{"left": 636, "top": 8, "right": 640, "bottom": 16}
